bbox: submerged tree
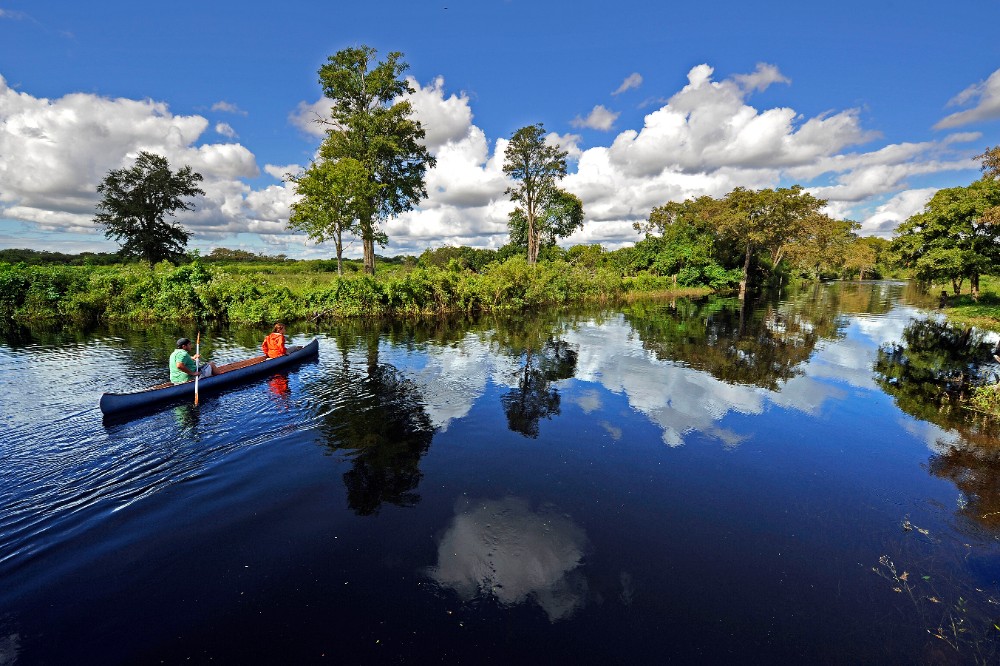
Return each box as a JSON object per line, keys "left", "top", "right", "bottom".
{"left": 94, "top": 151, "right": 205, "bottom": 264}
{"left": 313, "top": 46, "right": 435, "bottom": 275}
{"left": 503, "top": 124, "right": 580, "bottom": 264}
{"left": 718, "top": 186, "right": 827, "bottom": 299}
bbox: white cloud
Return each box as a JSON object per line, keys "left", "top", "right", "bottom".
{"left": 211, "top": 101, "right": 247, "bottom": 115}
{"left": 935, "top": 68, "right": 1000, "bottom": 129}
{"left": 612, "top": 73, "right": 643, "bottom": 96}
{"left": 215, "top": 122, "right": 237, "bottom": 138}
{"left": 403, "top": 76, "right": 474, "bottom": 152}
{"left": 856, "top": 188, "right": 937, "bottom": 237}
{"left": 289, "top": 98, "right": 333, "bottom": 137}
{"left": 570, "top": 104, "right": 619, "bottom": 131}
{"left": 263, "top": 163, "right": 300, "bottom": 181}
{"left": 0, "top": 73, "right": 260, "bottom": 238}
{"left": 0, "top": 63, "right": 989, "bottom": 258}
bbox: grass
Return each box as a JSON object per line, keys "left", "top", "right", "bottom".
{"left": 938, "top": 276, "right": 1000, "bottom": 332}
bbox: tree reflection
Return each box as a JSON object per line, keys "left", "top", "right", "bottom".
{"left": 622, "top": 289, "right": 842, "bottom": 390}
{"left": 873, "top": 319, "right": 996, "bottom": 426}
{"left": 929, "top": 446, "right": 1000, "bottom": 531}
{"left": 309, "top": 324, "right": 435, "bottom": 516}
{"left": 493, "top": 316, "right": 578, "bottom": 438}
{"left": 874, "top": 318, "right": 1000, "bottom": 531}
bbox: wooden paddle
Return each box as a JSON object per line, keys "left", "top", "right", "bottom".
{"left": 194, "top": 331, "right": 201, "bottom": 406}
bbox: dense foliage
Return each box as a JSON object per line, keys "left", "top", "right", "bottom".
{"left": 0, "top": 255, "right": 700, "bottom": 325}
{"left": 503, "top": 124, "right": 581, "bottom": 264}
{"left": 890, "top": 178, "right": 1000, "bottom": 299}
{"left": 94, "top": 151, "right": 205, "bottom": 263}
{"left": 308, "top": 45, "right": 435, "bottom": 275}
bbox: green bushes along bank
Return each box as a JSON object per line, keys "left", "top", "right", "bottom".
{"left": 0, "top": 257, "right": 708, "bottom": 325}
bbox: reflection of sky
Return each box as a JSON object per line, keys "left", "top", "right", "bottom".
{"left": 399, "top": 334, "right": 494, "bottom": 431}
{"left": 395, "top": 301, "right": 978, "bottom": 449}
{"left": 427, "top": 496, "right": 589, "bottom": 621}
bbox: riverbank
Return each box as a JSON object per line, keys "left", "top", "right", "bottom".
{"left": 938, "top": 276, "right": 1000, "bottom": 332}
{"left": 0, "top": 258, "right": 712, "bottom": 325}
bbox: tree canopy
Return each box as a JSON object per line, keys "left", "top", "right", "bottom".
{"left": 94, "top": 151, "right": 204, "bottom": 264}
{"left": 718, "top": 186, "right": 827, "bottom": 298}
{"left": 311, "top": 46, "right": 435, "bottom": 275}
{"left": 288, "top": 157, "right": 374, "bottom": 275}
{"left": 503, "top": 124, "right": 581, "bottom": 264}
{"left": 890, "top": 178, "right": 1000, "bottom": 298}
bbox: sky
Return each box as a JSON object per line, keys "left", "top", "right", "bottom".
{"left": 1, "top": 0, "right": 999, "bottom": 260}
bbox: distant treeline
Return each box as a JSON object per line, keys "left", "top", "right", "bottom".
{"left": 0, "top": 248, "right": 122, "bottom": 266}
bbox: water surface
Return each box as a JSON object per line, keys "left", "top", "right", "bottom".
{"left": 2, "top": 282, "right": 999, "bottom": 664}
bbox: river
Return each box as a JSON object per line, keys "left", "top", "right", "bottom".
{"left": 2, "top": 281, "right": 999, "bottom": 664}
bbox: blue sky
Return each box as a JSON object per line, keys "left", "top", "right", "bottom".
{"left": 2, "top": 0, "right": 999, "bottom": 258}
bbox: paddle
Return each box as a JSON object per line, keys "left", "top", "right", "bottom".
{"left": 194, "top": 331, "right": 201, "bottom": 406}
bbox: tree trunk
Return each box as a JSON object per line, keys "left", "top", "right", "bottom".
{"left": 972, "top": 273, "right": 980, "bottom": 301}
{"left": 739, "top": 243, "right": 752, "bottom": 301}
{"left": 527, "top": 211, "right": 538, "bottom": 265}
{"left": 360, "top": 213, "right": 376, "bottom": 275}
{"left": 335, "top": 230, "right": 343, "bottom": 276}
{"left": 363, "top": 240, "right": 375, "bottom": 275}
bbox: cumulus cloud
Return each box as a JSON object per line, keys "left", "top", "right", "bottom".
{"left": 263, "top": 163, "right": 300, "bottom": 180}
{"left": 0, "top": 63, "right": 989, "bottom": 257}
{"left": 289, "top": 98, "right": 333, "bottom": 137}
{"left": 855, "top": 188, "right": 937, "bottom": 237}
{"left": 934, "top": 68, "right": 1000, "bottom": 129}
{"left": 0, "top": 74, "right": 260, "bottom": 237}
{"left": 403, "top": 76, "right": 474, "bottom": 152}
{"left": 612, "top": 73, "right": 643, "bottom": 96}
{"left": 570, "top": 105, "right": 619, "bottom": 131}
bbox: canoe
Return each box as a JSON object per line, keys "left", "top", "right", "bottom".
{"left": 99, "top": 338, "right": 319, "bottom": 416}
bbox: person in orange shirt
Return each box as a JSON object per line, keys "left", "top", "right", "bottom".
{"left": 262, "top": 322, "right": 287, "bottom": 358}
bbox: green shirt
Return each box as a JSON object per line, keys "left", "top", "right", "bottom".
{"left": 169, "top": 348, "right": 197, "bottom": 384}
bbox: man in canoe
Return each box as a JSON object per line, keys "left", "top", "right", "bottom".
{"left": 170, "top": 338, "right": 218, "bottom": 384}
{"left": 262, "top": 323, "right": 287, "bottom": 358}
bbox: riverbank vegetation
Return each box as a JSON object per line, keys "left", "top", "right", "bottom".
{"left": 0, "top": 250, "right": 699, "bottom": 325}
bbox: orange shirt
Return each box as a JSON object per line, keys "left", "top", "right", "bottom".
{"left": 262, "top": 332, "right": 286, "bottom": 358}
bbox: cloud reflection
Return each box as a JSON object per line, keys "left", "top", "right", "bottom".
{"left": 427, "top": 497, "right": 589, "bottom": 621}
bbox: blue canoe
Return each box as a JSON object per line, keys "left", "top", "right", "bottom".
{"left": 99, "top": 338, "right": 319, "bottom": 416}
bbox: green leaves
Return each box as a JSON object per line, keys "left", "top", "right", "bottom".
{"left": 94, "top": 152, "right": 204, "bottom": 265}
{"left": 311, "top": 46, "right": 435, "bottom": 274}
{"left": 503, "top": 124, "right": 578, "bottom": 264}
{"left": 890, "top": 178, "right": 1000, "bottom": 295}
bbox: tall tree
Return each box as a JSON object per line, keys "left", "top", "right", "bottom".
{"left": 633, "top": 196, "right": 740, "bottom": 287}
{"left": 890, "top": 179, "right": 1000, "bottom": 299}
{"left": 718, "top": 186, "right": 826, "bottom": 299}
{"left": 841, "top": 237, "right": 879, "bottom": 280}
{"left": 287, "top": 158, "right": 373, "bottom": 275}
{"left": 507, "top": 188, "right": 584, "bottom": 255}
{"left": 94, "top": 151, "right": 204, "bottom": 264}
{"left": 314, "top": 46, "right": 435, "bottom": 275}
{"left": 503, "top": 124, "right": 578, "bottom": 264}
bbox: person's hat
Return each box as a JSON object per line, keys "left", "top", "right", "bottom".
{"left": 177, "top": 338, "right": 191, "bottom": 348}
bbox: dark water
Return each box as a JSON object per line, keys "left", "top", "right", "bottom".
{"left": 3, "top": 282, "right": 1000, "bottom": 664}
